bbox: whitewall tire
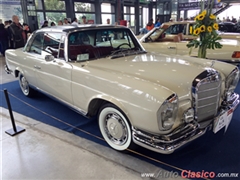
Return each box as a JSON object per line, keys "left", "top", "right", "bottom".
{"left": 98, "top": 104, "right": 132, "bottom": 151}
{"left": 19, "top": 73, "right": 35, "bottom": 97}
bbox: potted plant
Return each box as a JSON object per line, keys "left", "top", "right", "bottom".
{"left": 187, "top": 0, "right": 222, "bottom": 58}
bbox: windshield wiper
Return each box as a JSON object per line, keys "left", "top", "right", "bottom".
{"left": 109, "top": 48, "right": 146, "bottom": 59}
{"left": 109, "top": 48, "right": 131, "bottom": 57}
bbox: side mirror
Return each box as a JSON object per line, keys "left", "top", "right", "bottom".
{"left": 45, "top": 55, "right": 54, "bottom": 61}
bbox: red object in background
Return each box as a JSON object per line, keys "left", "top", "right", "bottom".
{"left": 120, "top": 20, "right": 127, "bottom": 26}
{"left": 88, "top": 20, "right": 94, "bottom": 24}
{"left": 25, "top": 26, "right": 29, "bottom": 31}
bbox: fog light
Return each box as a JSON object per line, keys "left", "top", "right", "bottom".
{"left": 183, "top": 108, "right": 194, "bottom": 123}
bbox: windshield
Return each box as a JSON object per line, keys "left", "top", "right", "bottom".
{"left": 68, "top": 28, "right": 145, "bottom": 61}
{"left": 143, "top": 28, "right": 165, "bottom": 42}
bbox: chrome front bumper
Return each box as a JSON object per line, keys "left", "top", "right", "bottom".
{"left": 4, "top": 65, "right": 12, "bottom": 74}
{"left": 132, "top": 93, "right": 239, "bottom": 154}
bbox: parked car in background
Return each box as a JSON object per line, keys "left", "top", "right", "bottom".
{"left": 139, "top": 27, "right": 240, "bottom": 64}
{"left": 148, "top": 21, "right": 240, "bottom": 41}
{"left": 218, "top": 22, "right": 240, "bottom": 33}
{"left": 4, "top": 25, "right": 240, "bottom": 154}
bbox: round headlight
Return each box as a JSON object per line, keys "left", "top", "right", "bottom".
{"left": 225, "top": 67, "right": 239, "bottom": 100}
{"left": 157, "top": 94, "right": 178, "bottom": 131}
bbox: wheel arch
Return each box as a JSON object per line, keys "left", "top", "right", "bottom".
{"left": 87, "top": 95, "right": 129, "bottom": 120}
{"left": 14, "top": 67, "right": 24, "bottom": 78}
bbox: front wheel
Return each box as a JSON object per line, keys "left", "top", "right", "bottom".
{"left": 98, "top": 104, "right": 133, "bottom": 151}
{"left": 19, "top": 73, "right": 35, "bottom": 97}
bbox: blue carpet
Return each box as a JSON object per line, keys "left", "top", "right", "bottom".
{"left": 1, "top": 81, "right": 240, "bottom": 179}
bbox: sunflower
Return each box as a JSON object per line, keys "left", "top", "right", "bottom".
{"left": 207, "top": 26, "right": 212, "bottom": 32}
{"left": 209, "top": 14, "right": 216, "bottom": 20}
{"left": 193, "top": 28, "right": 201, "bottom": 36}
{"left": 213, "top": 23, "right": 219, "bottom": 30}
{"left": 200, "top": 25, "right": 206, "bottom": 32}
{"left": 202, "top": 10, "right": 207, "bottom": 15}
{"left": 197, "top": 14, "right": 205, "bottom": 21}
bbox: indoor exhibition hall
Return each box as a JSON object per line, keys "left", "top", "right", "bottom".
{"left": 1, "top": 0, "right": 240, "bottom": 179}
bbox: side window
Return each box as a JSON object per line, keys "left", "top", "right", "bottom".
{"left": 29, "top": 33, "right": 44, "bottom": 54}
{"left": 165, "top": 24, "right": 185, "bottom": 34}
{"left": 42, "top": 33, "right": 61, "bottom": 58}
{"left": 96, "top": 30, "right": 135, "bottom": 48}
{"left": 69, "top": 32, "right": 90, "bottom": 45}
{"left": 28, "top": 32, "right": 63, "bottom": 58}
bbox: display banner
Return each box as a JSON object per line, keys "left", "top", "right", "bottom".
{"left": 0, "top": 0, "right": 23, "bottom": 22}
{"left": 178, "top": 0, "right": 222, "bottom": 10}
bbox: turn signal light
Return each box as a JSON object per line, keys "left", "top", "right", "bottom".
{"left": 232, "top": 51, "right": 240, "bottom": 58}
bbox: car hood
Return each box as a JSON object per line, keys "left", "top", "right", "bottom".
{"left": 78, "top": 53, "right": 218, "bottom": 99}
{"left": 219, "top": 32, "right": 240, "bottom": 40}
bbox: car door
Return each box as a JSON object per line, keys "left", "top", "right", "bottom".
{"left": 143, "top": 41, "right": 177, "bottom": 55}
{"left": 27, "top": 32, "right": 73, "bottom": 105}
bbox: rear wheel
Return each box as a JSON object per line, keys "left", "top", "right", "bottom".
{"left": 19, "top": 73, "right": 35, "bottom": 97}
{"left": 98, "top": 104, "right": 133, "bottom": 151}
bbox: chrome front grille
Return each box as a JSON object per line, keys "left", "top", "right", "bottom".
{"left": 192, "top": 68, "right": 221, "bottom": 122}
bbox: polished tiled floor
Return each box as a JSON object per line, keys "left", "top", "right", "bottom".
{"left": 0, "top": 55, "right": 186, "bottom": 180}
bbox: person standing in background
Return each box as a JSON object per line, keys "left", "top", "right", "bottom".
{"left": 71, "top": 17, "right": 79, "bottom": 25}
{"left": 50, "top": 22, "right": 56, "bottom": 26}
{"left": 23, "top": 23, "right": 32, "bottom": 40}
{"left": 58, "top": 20, "right": 63, "bottom": 25}
{"left": 63, "top": 18, "right": 70, "bottom": 25}
{"left": 127, "top": 20, "right": 131, "bottom": 28}
{"left": 41, "top": 20, "right": 49, "bottom": 28}
{"left": 82, "top": 16, "right": 88, "bottom": 24}
{"left": 6, "top": 20, "right": 13, "bottom": 48}
{"left": 4, "top": 21, "right": 10, "bottom": 28}
{"left": 9, "top": 15, "right": 27, "bottom": 49}
{"left": 0, "top": 23, "right": 9, "bottom": 56}
{"left": 154, "top": 19, "right": 161, "bottom": 27}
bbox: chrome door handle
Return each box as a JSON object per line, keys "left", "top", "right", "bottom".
{"left": 168, "top": 46, "right": 176, "bottom": 49}
{"left": 34, "top": 65, "right": 41, "bottom": 69}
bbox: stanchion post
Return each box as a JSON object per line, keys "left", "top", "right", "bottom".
{"left": 4, "top": 89, "right": 25, "bottom": 136}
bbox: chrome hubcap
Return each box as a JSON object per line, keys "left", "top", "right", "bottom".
{"left": 104, "top": 113, "right": 128, "bottom": 145}
{"left": 21, "top": 77, "right": 29, "bottom": 93}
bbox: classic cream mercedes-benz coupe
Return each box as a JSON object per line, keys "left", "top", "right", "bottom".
{"left": 5, "top": 25, "right": 240, "bottom": 154}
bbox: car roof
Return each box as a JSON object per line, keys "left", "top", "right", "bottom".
{"left": 36, "top": 24, "right": 129, "bottom": 33}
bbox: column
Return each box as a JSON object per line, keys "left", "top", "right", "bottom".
{"left": 148, "top": 1, "right": 153, "bottom": 20}
{"left": 94, "top": 0, "right": 101, "bottom": 24}
{"left": 116, "top": 0, "right": 123, "bottom": 22}
{"left": 135, "top": 0, "right": 140, "bottom": 35}
{"left": 20, "top": 0, "right": 39, "bottom": 30}
{"left": 65, "top": 0, "right": 74, "bottom": 20}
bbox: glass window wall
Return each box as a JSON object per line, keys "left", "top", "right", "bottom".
{"left": 46, "top": 12, "right": 66, "bottom": 24}
{"left": 74, "top": 2, "right": 95, "bottom": 12}
{"left": 75, "top": 13, "right": 96, "bottom": 24}
{"left": 44, "top": 0, "right": 65, "bottom": 11}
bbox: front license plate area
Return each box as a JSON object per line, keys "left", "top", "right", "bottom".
{"left": 213, "top": 109, "right": 233, "bottom": 134}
